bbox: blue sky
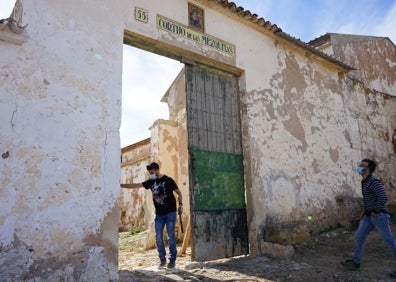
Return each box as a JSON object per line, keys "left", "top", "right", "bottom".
{"left": 237, "top": 0, "right": 396, "bottom": 43}
{"left": 1, "top": 1, "right": 395, "bottom": 147}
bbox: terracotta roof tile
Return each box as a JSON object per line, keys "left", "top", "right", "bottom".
{"left": 217, "top": 0, "right": 281, "bottom": 32}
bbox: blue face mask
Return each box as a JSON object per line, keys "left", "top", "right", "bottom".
{"left": 356, "top": 167, "right": 365, "bottom": 175}
{"left": 150, "top": 173, "right": 157, "bottom": 180}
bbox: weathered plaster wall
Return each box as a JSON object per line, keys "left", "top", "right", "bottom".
{"left": 241, "top": 41, "right": 396, "bottom": 253}
{"left": 349, "top": 82, "right": 396, "bottom": 198}
{"left": 0, "top": 1, "right": 126, "bottom": 280}
{"left": 241, "top": 51, "right": 351, "bottom": 248}
{"left": 155, "top": 119, "right": 186, "bottom": 233}
{"left": 315, "top": 34, "right": 396, "bottom": 96}
{"left": 120, "top": 139, "right": 151, "bottom": 231}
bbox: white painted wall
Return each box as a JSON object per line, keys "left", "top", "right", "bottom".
{"left": 0, "top": 0, "right": 127, "bottom": 280}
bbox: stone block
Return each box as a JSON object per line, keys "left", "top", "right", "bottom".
{"left": 260, "top": 241, "right": 295, "bottom": 258}
{"left": 265, "top": 221, "right": 309, "bottom": 244}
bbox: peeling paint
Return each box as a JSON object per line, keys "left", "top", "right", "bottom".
{"left": 242, "top": 35, "right": 395, "bottom": 248}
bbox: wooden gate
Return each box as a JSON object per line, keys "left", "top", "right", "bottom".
{"left": 185, "top": 64, "right": 249, "bottom": 261}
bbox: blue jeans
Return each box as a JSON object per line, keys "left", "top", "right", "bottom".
{"left": 353, "top": 213, "right": 396, "bottom": 263}
{"left": 154, "top": 212, "right": 177, "bottom": 262}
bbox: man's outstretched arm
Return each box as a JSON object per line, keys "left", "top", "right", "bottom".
{"left": 120, "top": 183, "right": 143, "bottom": 189}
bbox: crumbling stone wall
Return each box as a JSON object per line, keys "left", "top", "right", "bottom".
{"left": 322, "top": 34, "right": 395, "bottom": 96}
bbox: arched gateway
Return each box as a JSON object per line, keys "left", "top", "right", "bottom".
{"left": 124, "top": 4, "right": 250, "bottom": 261}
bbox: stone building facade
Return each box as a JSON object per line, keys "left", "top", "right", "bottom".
{"left": 1, "top": 0, "right": 395, "bottom": 280}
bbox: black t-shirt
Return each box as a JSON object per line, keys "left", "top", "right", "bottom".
{"left": 142, "top": 175, "right": 179, "bottom": 215}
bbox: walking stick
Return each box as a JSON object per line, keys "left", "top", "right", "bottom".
{"left": 179, "top": 212, "right": 184, "bottom": 233}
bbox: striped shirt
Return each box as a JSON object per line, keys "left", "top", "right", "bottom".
{"left": 361, "top": 174, "right": 388, "bottom": 214}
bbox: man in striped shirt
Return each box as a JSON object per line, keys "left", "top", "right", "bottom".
{"left": 341, "top": 159, "right": 396, "bottom": 278}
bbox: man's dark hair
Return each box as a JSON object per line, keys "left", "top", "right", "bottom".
{"left": 146, "top": 162, "right": 160, "bottom": 170}
{"left": 362, "top": 159, "right": 376, "bottom": 173}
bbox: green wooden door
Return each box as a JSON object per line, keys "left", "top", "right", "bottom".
{"left": 185, "top": 64, "right": 248, "bottom": 261}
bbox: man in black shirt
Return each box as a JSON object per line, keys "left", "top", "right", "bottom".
{"left": 341, "top": 159, "right": 396, "bottom": 278}
{"left": 121, "top": 162, "right": 183, "bottom": 268}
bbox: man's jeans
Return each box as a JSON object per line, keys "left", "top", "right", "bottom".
{"left": 154, "top": 212, "right": 177, "bottom": 262}
{"left": 353, "top": 213, "right": 396, "bottom": 263}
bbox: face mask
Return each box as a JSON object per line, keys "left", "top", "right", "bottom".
{"left": 150, "top": 173, "right": 157, "bottom": 180}
{"left": 356, "top": 167, "right": 365, "bottom": 175}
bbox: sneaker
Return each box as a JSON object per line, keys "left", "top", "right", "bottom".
{"left": 390, "top": 271, "right": 396, "bottom": 279}
{"left": 159, "top": 260, "right": 166, "bottom": 267}
{"left": 341, "top": 259, "right": 360, "bottom": 270}
{"left": 167, "top": 261, "right": 175, "bottom": 268}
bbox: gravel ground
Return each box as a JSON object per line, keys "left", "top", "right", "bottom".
{"left": 118, "top": 219, "right": 396, "bottom": 282}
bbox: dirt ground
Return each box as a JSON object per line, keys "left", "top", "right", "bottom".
{"left": 118, "top": 218, "right": 396, "bottom": 282}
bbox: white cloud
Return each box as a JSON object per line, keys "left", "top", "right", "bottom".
{"left": 121, "top": 45, "right": 183, "bottom": 147}
{"left": 327, "top": 3, "right": 396, "bottom": 45}
{"left": 373, "top": 3, "right": 396, "bottom": 43}
{"left": 231, "top": 0, "right": 395, "bottom": 43}
{"left": 0, "top": 0, "right": 14, "bottom": 19}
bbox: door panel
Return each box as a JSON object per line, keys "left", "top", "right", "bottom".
{"left": 185, "top": 64, "right": 248, "bottom": 261}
